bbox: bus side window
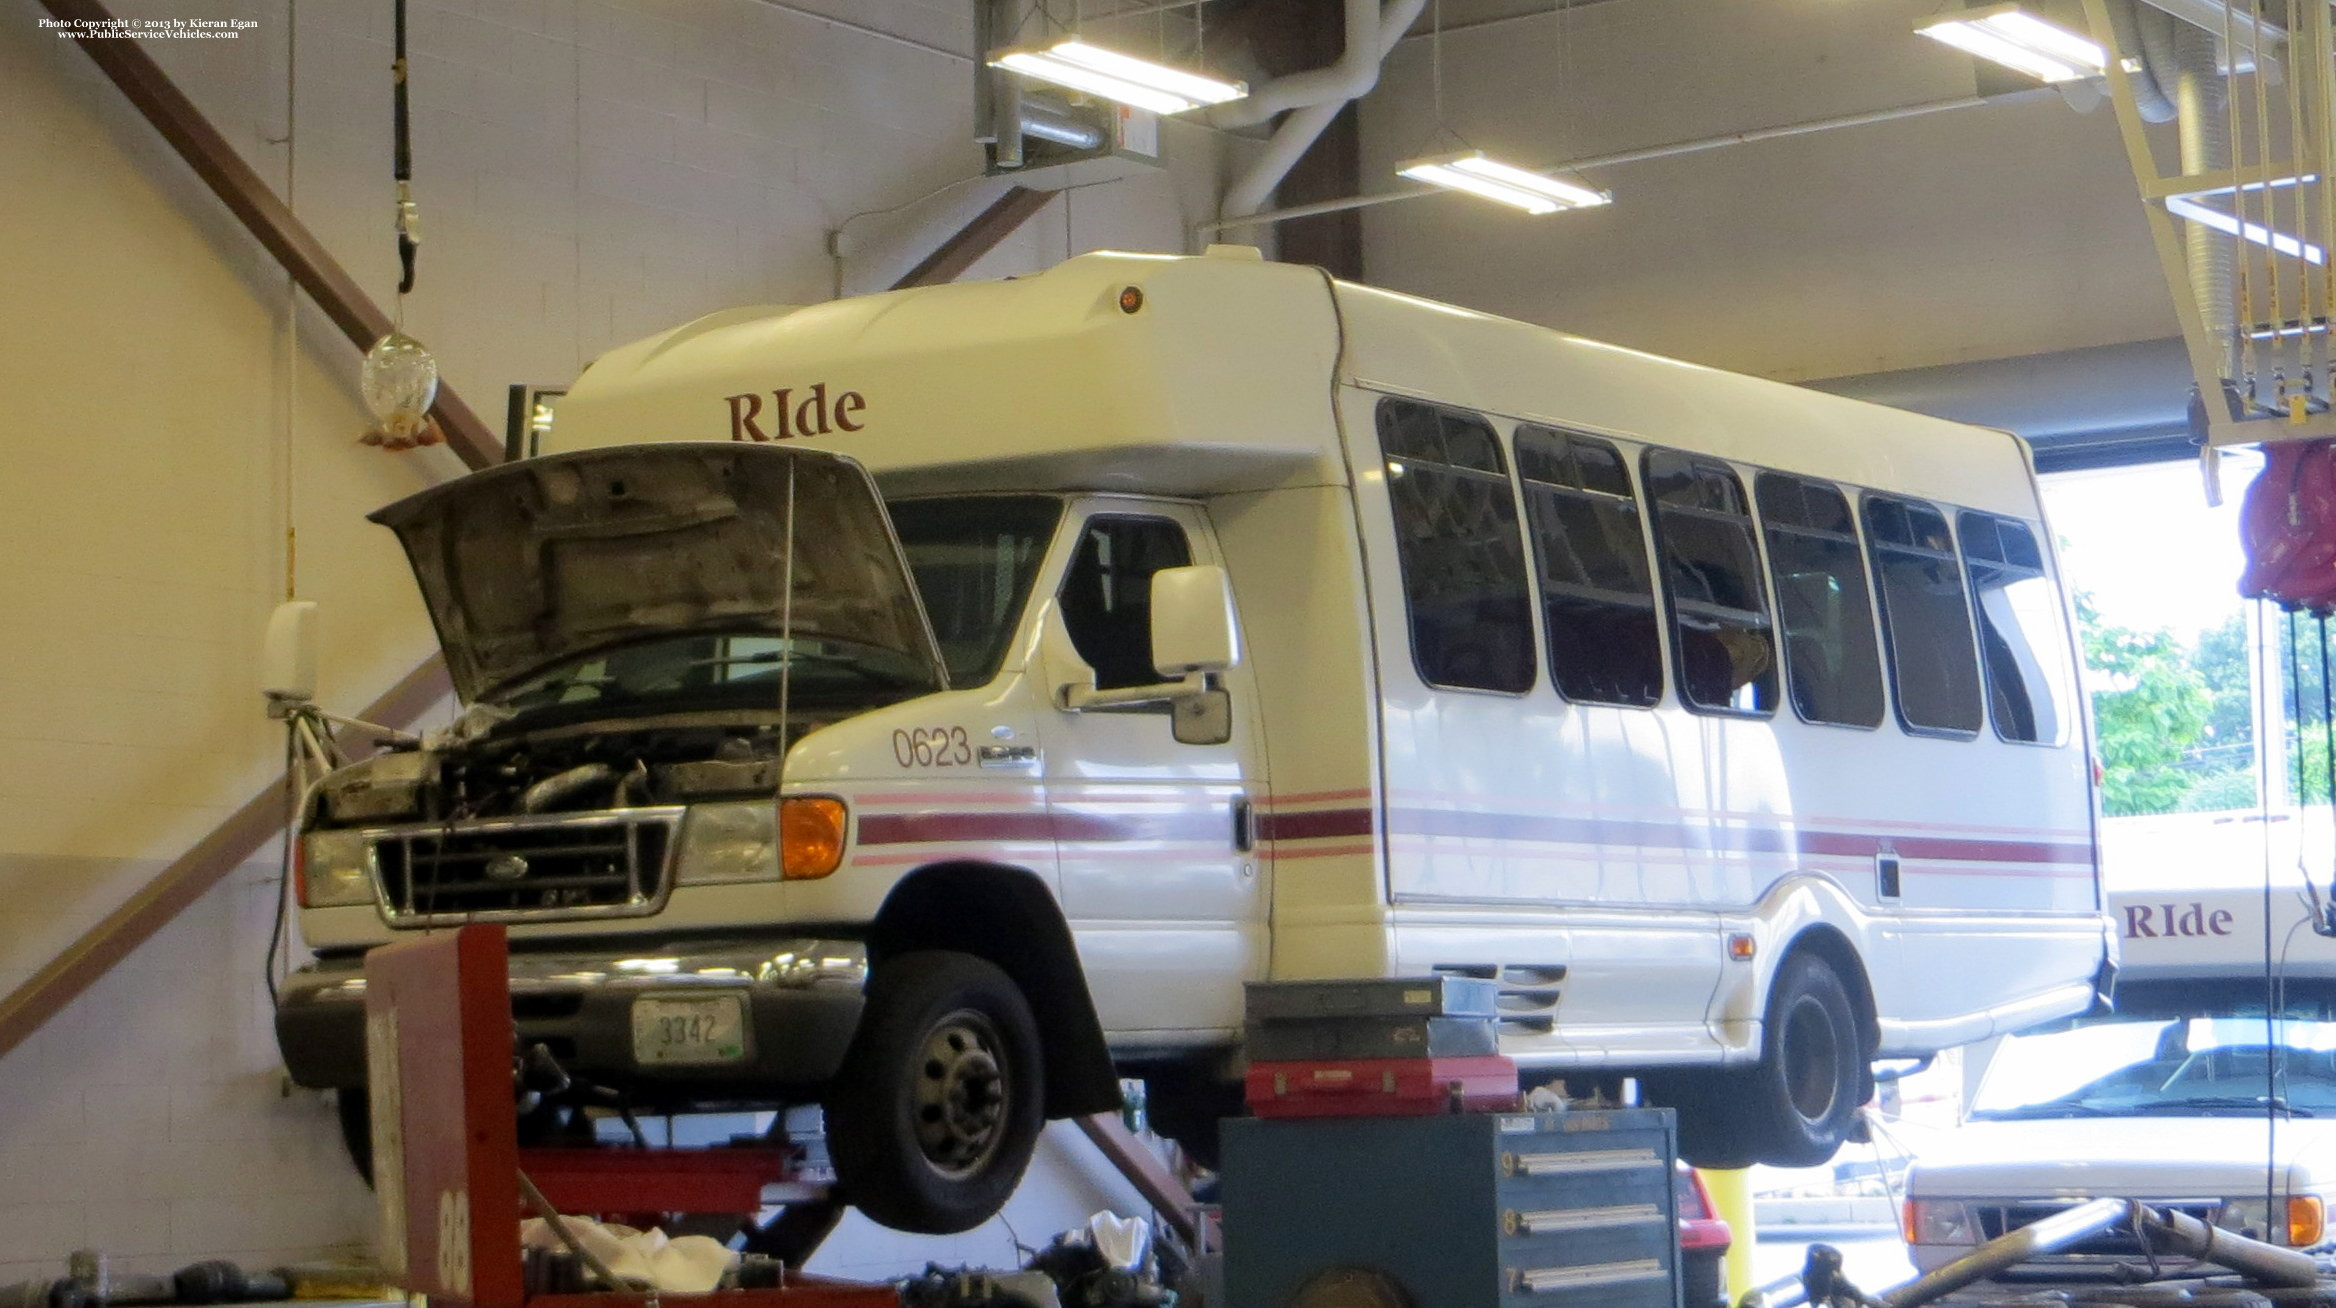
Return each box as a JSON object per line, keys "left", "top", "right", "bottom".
{"left": 1864, "top": 495, "right": 1984, "bottom": 737}
{"left": 1059, "top": 515, "right": 1193, "bottom": 690}
{"left": 1644, "top": 450, "right": 1777, "bottom": 715}
{"left": 1376, "top": 399, "right": 1537, "bottom": 694}
{"left": 1515, "top": 427, "right": 1662, "bottom": 707}
{"left": 1755, "top": 472, "right": 1885, "bottom": 729}
{"left": 1958, "top": 511, "right": 2073, "bottom": 745}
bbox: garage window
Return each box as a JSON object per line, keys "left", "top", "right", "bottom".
{"left": 1377, "top": 399, "right": 1536, "bottom": 693}
{"left": 1756, "top": 473, "right": 1885, "bottom": 728}
{"left": 1516, "top": 427, "right": 1662, "bottom": 707}
{"left": 1644, "top": 450, "right": 1777, "bottom": 715}
{"left": 1865, "top": 495, "right": 1984, "bottom": 737}
{"left": 1959, "top": 511, "right": 2072, "bottom": 745}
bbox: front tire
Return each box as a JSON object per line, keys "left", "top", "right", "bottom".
{"left": 826, "top": 951, "right": 1045, "bottom": 1234}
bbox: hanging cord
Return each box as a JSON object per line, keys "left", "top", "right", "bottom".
{"left": 2311, "top": 615, "right": 2336, "bottom": 933}
{"left": 2320, "top": 0, "right": 2336, "bottom": 397}
{"left": 392, "top": 0, "right": 418, "bottom": 301}
{"left": 2252, "top": 0, "right": 2279, "bottom": 393}
{"left": 1432, "top": 0, "right": 1443, "bottom": 126}
{"left": 267, "top": 0, "right": 302, "bottom": 1012}
{"left": 2226, "top": 0, "right": 2256, "bottom": 392}
{"left": 2291, "top": 609, "right": 2305, "bottom": 813}
{"left": 2284, "top": 0, "right": 2309, "bottom": 397}
{"left": 775, "top": 464, "right": 797, "bottom": 845}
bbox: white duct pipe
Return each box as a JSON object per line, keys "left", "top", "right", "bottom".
{"left": 1220, "top": 0, "right": 1430, "bottom": 219}
{"left": 2173, "top": 21, "right": 2235, "bottom": 375}
{"left": 1212, "top": 0, "right": 1381, "bottom": 129}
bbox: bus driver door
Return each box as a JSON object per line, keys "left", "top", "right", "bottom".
{"left": 1033, "top": 503, "right": 1267, "bottom": 1042}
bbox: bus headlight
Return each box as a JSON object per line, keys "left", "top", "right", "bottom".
{"left": 2221, "top": 1196, "right": 2325, "bottom": 1247}
{"left": 1903, "top": 1198, "right": 1978, "bottom": 1247}
{"left": 677, "top": 801, "right": 779, "bottom": 884}
{"left": 676, "top": 797, "right": 848, "bottom": 884}
{"left": 298, "top": 829, "right": 375, "bottom": 908}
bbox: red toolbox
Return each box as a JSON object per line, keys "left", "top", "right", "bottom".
{"left": 1245, "top": 1054, "right": 1520, "bottom": 1118}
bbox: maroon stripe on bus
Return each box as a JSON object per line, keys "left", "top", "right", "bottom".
{"left": 858, "top": 808, "right": 1226, "bottom": 846}
{"left": 1257, "top": 808, "right": 1376, "bottom": 841}
{"left": 859, "top": 803, "right": 2093, "bottom": 868}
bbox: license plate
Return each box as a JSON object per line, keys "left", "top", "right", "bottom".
{"left": 631, "top": 994, "right": 749, "bottom": 1065}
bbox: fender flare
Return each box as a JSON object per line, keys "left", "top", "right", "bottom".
{"left": 869, "top": 861, "right": 1121, "bottom": 1119}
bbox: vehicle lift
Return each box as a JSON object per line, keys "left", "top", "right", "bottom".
{"left": 360, "top": 924, "right": 894, "bottom": 1308}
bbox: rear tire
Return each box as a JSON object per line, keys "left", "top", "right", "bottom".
{"left": 1741, "top": 952, "right": 1867, "bottom": 1167}
{"left": 826, "top": 951, "right": 1045, "bottom": 1234}
{"left": 1650, "top": 952, "right": 1868, "bottom": 1169}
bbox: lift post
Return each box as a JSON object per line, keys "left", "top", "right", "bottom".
{"left": 360, "top": 924, "right": 893, "bottom": 1308}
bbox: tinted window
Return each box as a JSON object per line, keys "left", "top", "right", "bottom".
{"left": 1756, "top": 473, "right": 1885, "bottom": 728}
{"left": 889, "top": 495, "right": 1062, "bottom": 687}
{"left": 1960, "top": 511, "right": 2072, "bottom": 745}
{"left": 1516, "top": 428, "right": 1661, "bottom": 706}
{"left": 1059, "top": 515, "right": 1191, "bottom": 690}
{"left": 1378, "top": 400, "right": 1536, "bottom": 693}
{"left": 1865, "top": 495, "right": 1984, "bottom": 735}
{"left": 1644, "top": 451, "right": 1776, "bottom": 714}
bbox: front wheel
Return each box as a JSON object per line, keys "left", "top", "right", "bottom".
{"left": 825, "top": 951, "right": 1045, "bottom": 1234}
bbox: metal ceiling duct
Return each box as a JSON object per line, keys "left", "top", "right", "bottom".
{"left": 1218, "top": 0, "right": 1429, "bottom": 220}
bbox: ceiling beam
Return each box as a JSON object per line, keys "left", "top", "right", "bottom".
{"left": 39, "top": 0, "right": 502, "bottom": 470}
{"left": 892, "top": 186, "right": 1055, "bottom": 289}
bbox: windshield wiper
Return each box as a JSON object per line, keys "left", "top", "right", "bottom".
{"left": 2136, "top": 1095, "right": 2315, "bottom": 1117}
{"left": 678, "top": 649, "right": 921, "bottom": 687}
{"left": 1971, "top": 1103, "right": 2137, "bottom": 1120}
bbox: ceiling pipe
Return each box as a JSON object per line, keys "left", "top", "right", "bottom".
{"left": 2104, "top": 0, "right": 2179, "bottom": 122}
{"left": 1220, "top": 0, "right": 1429, "bottom": 220}
{"left": 2169, "top": 21, "right": 2237, "bottom": 378}
{"left": 1202, "top": 86, "right": 2053, "bottom": 234}
{"left": 1211, "top": 0, "right": 1382, "bottom": 129}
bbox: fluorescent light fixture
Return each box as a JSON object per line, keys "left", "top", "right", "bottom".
{"left": 1916, "top": 4, "right": 2106, "bottom": 83}
{"left": 1397, "top": 153, "right": 1611, "bottom": 215}
{"left": 990, "top": 40, "right": 1246, "bottom": 115}
{"left": 2166, "top": 174, "right": 2326, "bottom": 266}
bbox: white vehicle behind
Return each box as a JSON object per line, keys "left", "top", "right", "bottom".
{"left": 1905, "top": 835, "right": 2336, "bottom": 1279}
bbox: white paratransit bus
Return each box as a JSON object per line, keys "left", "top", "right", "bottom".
{"left": 1905, "top": 827, "right": 2336, "bottom": 1279}
{"left": 274, "top": 246, "right": 2113, "bottom": 1234}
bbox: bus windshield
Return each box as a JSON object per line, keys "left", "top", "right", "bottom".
{"left": 887, "top": 495, "right": 1064, "bottom": 689}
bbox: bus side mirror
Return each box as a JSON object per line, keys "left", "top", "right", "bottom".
{"left": 1047, "top": 566, "right": 1240, "bottom": 746}
{"left": 1150, "top": 565, "right": 1241, "bottom": 677}
{"left": 263, "top": 600, "right": 319, "bottom": 719}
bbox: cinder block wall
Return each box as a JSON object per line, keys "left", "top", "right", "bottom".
{"left": 0, "top": 0, "right": 1221, "bottom": 1282}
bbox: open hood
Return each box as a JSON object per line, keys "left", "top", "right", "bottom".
{"left": 372, "top": 443, "right": 946, "bottom": 703}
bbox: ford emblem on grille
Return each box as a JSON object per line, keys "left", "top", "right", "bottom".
{"left": 484, "top": 853, "right": 530, "bottom": 882}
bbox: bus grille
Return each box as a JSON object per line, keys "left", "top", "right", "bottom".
{"left": 1976, "top": 1201, "right": 2224, "bottom": 1262}
{"left": 374, "top": 809, "right": 682, "bottom": 925}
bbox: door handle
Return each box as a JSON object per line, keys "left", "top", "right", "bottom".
{"left": 1232, "top": 795, "right": 1255, "bottom": 852}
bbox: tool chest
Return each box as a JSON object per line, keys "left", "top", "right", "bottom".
{"left": 1221, "top": 1108, "right": 1681, "bottom": 1308}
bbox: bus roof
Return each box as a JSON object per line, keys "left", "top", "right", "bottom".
{"left": 550, "top": 249, "right": 2041, "bottom": 516}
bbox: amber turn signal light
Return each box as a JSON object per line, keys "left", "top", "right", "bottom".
{"left": 779, "top": 796, "right": 847, "bottom": 880}
{"left": 2291, "top": 1195, "right": 2325, "bottom": 1247}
